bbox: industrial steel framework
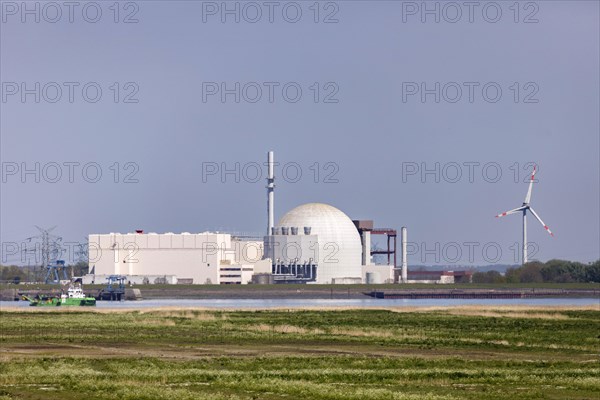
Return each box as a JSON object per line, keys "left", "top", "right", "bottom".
{"left": 369, "top": 228, "right": 398, "bottom": 267}
{"left": 271, "top": 262, "right": 317, "bottom": 283}
{"left": 44, "top": 260, "right": 69, "bottom": 283}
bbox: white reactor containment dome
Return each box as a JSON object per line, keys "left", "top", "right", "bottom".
{"left": 278, "top": 203, "right": 362, "bottom": 284}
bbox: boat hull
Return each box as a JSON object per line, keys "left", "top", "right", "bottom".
{"left": 27, "top": 297, "right": 96, "bottom": 307}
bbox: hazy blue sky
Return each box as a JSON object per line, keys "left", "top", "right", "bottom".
{"left": 1, "top": 0, "right": 598, "bottom": 266}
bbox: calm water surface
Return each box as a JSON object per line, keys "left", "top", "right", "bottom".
{"left": 2, "top": 297, "right": 598, "bottom": 309}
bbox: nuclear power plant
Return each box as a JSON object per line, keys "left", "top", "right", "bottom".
{"left": 86, "top": 151, "right": 409, "bottom": 285}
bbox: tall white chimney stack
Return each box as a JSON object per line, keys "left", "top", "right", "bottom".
{"left": 401, "top": 226, "right": 408, "bottom": 283}
{"left": 267, "top": 151, "right": 275, "bottom": 235}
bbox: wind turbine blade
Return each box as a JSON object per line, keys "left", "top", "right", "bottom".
{"left": 529, "top": 207, "right": 554, "bottom": 236}
{"left": 524, "top": 166, "right": 537, "bottom": 204}
{"left": 495, "top": 206, "right": 526, "bottom": 218}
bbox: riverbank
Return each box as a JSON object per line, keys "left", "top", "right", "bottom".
{"left": 2, "top": 282, "right": 598, "bottom": 301}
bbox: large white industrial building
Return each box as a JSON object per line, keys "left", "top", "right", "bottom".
{"left": 87, "top": 232, "right": 269, "bottom": 285}
{"left": 85, "top": 151, "right": 408, "bottom": 285}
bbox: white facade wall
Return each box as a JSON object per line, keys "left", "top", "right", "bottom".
{"left": 89, "top": 232, "right": 235, "bottom": 284}
{"left": 219, "top": 264, "right": 254, "bottom": 284}
{"left": 253, "top": 259, "right": 272, "bottom": 274}
{"left": 265, "top": 234, "right": 319, "bottom": 265}
{"left": 232, "top": 239, "right": 264, "bottom": 264}
{"left": 361, "top": 264, "right": 394, "bottom": 283}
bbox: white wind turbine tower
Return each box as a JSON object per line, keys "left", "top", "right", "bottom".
{"left": 495, "top": 166, "right": 554, "bottom": 264}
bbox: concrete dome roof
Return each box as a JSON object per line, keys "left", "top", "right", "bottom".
{"left": 278, "top": 203, "right": 362, "bottom": 283}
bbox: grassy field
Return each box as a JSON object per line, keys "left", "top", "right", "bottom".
{"left": 1, "top": 306, "right": 599, "bottom": 399}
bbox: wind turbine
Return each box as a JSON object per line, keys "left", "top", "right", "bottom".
{"left": 495, "top": 166, "right": 553, "bottom": 264}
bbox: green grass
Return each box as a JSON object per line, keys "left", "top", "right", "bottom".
{"left": 1, "top": 307, "right": 599, "bottom": 399}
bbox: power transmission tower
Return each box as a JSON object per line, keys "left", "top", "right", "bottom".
{"left": 23, "top": 226, "right": 64, "bottom": 282}
{"left": 74, "top": 238, "right": 89, "bottom": 264}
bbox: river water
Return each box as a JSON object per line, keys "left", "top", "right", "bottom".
{"left": 1, "top": 297, "right": 598, "bottom": 310}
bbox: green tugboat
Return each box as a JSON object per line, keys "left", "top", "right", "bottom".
{"left": 23, "top": 284, "right": 96, "bottom": 307}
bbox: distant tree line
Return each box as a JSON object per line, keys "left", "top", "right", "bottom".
{"left": 3, "top": 259, "right": 599, "bottom": 284}
{"left": 473, "top": 259, "right": 600, "bottom": 284}
{"left": 0, "top": 262, "right": 89, "bottom": 284}
{"left": 0, "top": 265, "right": 32, "bottom": 283}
